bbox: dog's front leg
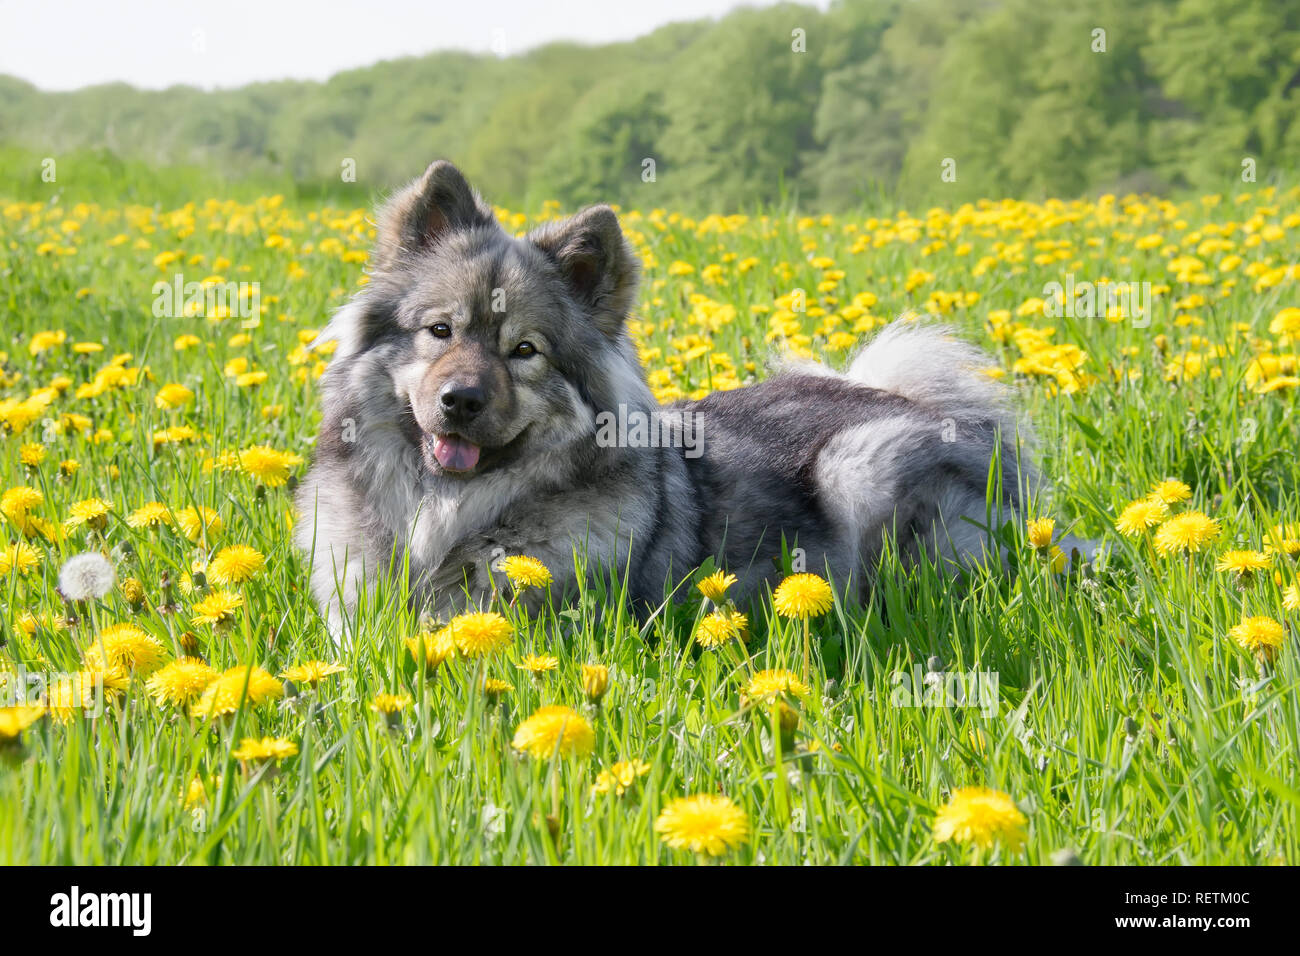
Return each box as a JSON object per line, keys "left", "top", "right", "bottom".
{"left": 421, "top": 531, "right": 594, "bottom": 619}
{"left": 420, "top": 533, "right": 506, "bottom": 616}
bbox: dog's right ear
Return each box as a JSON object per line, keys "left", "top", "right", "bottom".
{"left": 372, "top": 161, "right": 496, "bottom": 271}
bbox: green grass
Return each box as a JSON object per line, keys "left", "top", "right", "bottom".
{"left": 0, "top": 178, "right": 1298, "bottom": 864}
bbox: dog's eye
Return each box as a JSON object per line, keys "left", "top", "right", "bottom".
{"left": 428, "top": 323, "right": 452, "bottom": 339}
{"left": 512, "top": 341, "right": 537, "bottom": 358}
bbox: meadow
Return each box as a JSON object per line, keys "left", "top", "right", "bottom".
{"left": 1, "top": 180, "right": 1298, "bottom": 864}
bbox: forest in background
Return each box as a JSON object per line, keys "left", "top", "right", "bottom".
{"left": 2, "top": 0, "right": 1299, "bottom": 209}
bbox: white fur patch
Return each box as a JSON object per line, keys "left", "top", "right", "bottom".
{"left": 310, "top": 299, "right": 368, "bottom": 360}
{"left": 814, "top": 419, "right": 915, "bottom": 564}
{"left": 846, "top": 319, "right": 1016, "bottom": 432}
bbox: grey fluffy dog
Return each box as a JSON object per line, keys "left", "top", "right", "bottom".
{"left": 297, "top": 160, "right": 1040, "bottom": 637}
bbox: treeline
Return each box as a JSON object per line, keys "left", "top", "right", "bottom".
{"left": 3, "top": 0, "right": 1299, "bottom": 209}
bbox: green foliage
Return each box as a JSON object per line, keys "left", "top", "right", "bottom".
{"left": 3, "top": 0, "right": 1300, "bottom": 207}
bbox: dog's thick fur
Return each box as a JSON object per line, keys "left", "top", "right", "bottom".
{"left": 296, "top": 161, "right": 1033, "bottom": 636}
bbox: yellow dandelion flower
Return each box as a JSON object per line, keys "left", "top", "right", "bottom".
{"left": 405, "top": 628, "right": 456, "bottom": 671}
{"left": 82, "top": 622, "right": 168, "bottom": 675}
{"left": 145, "top": 657, "right": 219, "bottom": 708}
{"left": 517, "top": 653, "right": 559, "bottom": 675}
{"left": 85, "top": 658, "right": 132, "bottom": 696}
{"left": 743, "top": 668, "right": 811, "bottom": 703}
{"left": 0, "top": 704, "right": 45, "bottom": 741}
{"left": 1149, "top": 478, "right": 1192, "bottom": 505}
{"left": 695, "top": 609, "right": 748, "bottom": 648}
{"left": 15, "top": 611, "right": 65, "bottom": 636}
{"left": 152, "top": 425, "right": 198, "bottom": 448}
{"left": 19, "top": 443, "right": 46, "bottom": 467}
{"left": 1269, "top": 306, "right": 1300, "bottom": 336}
{"left": 511, "top": 705, "right": 595, "bottom": 759}
{"left": 28, "top": 330, "right": 66, "bottom": 355}
{"left": 237, "top": 445, "right": 302, "bottom": 487}
{"left": 231, "top": 736, "right": 298, "bottom": 763}
{"left": 155, "top": 383, "right": 195, "bottom": 409}
{"left": 1215, "top": 550, "right": 1271, "bottom": 578}
{"left": 482, "top": 677, "right": 514, "bottom": 700}
{"left": 44, "top": 668, "right": 127, "bottom": 722}
{"left": 772, "top": 573, "right": 833, "bottom": 618}
{"left": 697, "top": 569, "right": 738, "bottom": 603}
{"left": 1228, "top": 616, "right": 1286, "bottom": 662}
{"left": 369, "top": 693, "right": 412, "bottom": 715}
{"left": 191, "top": 589, "right": 244, "bottom": 626}
{"left": 21, "top": 517, "right": 57, "bottom": 542}
{"left": 126, "top": 502, "right": 171, "bottom": 528}
{"left": 1026, "top": 517, "right": 1055, "bottom": 550}
{"left": 1264, "top": 523, "right": 1300, "bottom": 559}
{"left": 1153, "top": 511, "right": 1220, "bottom": 555}
{"left": 0, "top": 541, "right": 41, "bottom": 577}
{"left": 279, "top": 660, "right": 345, "bottom": 685}
{"left": 181, "top": 775, "right": 209, "bottom": 809}
{"left": 206, "top": 544, "right": 265, "bottom": 585}
{"left": 1115, "top": 497, "right": 1168, "bottom": 536}
{"left": 63, "top": 497, "right": 112, "bottom": 532}
{"left": 1282, "top": 584, "right": 1299, "bottom": 611}
{"left": 174, "top": 506, "right": 222, "bottom": 543}
{"left": 932, "top": 786, "right": 1027, "bottom": 851}
{"left": 499, "top": 555, "right": 552, "bottom": 590}
{"left": 592, "top": 759, "right": 651, "bottom": 797}
{"left": 192, "top": 665, "right": 283, "bottom": 717}
{"left": 60, "top": 412, "right": 92, "bottom": 434}
{"left": 2, "top": 486, "right": 44, "bottom": 527}
{"left": 581, "top": 663, "right": 610, "bottom": 702}
{"left": 1255, "top": 374, "right": 1300, "bottom": 394}
{"left": 1270, "top": 539, "right": 1300, "bottom": 560}
{"left": 446, "top": 611, "right": 513, "bottom": 658}
{"left": 654, "top": 794, "right": 749, "bottom": 856}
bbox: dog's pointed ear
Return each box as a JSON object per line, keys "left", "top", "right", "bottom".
{"left": 530, "top": 205, "right": 640, "bottom": 336}
{"left": 373, "top": 161, "right": 496, "bottom": 270}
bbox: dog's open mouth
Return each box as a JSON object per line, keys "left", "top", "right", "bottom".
{"left": 431, "top": 433, "right": 480, "bottom": 472}
{"left": 417, "top": 424, "right": 533, "bottom": 478}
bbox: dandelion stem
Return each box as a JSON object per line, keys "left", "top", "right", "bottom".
{"left": 801, "top": 615, "right": 811, "bottom": 682}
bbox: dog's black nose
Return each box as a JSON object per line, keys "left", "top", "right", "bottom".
{"left": 439, "top": 382, "right": 486, "bottom": 419}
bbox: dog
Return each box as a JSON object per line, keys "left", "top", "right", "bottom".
{"left": 296, "top": 160, "right": 1038, "bottom": 637}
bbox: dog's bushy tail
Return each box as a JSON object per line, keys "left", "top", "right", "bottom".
{"left": 852, "top": 319, "right": 1040, "bottom": 515}
{"left": 847, "top": 319, "right": 1017, "bottom": 434}
{"left": 845, "top": 320, "right": 1101, "bottom": 563}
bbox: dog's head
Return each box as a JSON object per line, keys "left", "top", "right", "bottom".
{"left": 319, "top": 161, "right": 645, "bottom": 479}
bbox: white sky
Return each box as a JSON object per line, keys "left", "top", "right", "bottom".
{"left": 0, "top": 0, "right": 828, "bottom": 91}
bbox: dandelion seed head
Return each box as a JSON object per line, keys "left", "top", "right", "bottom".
{"left": 58, "top": 551, "right": 115, "bottom": 600}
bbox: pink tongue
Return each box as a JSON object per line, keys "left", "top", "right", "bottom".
{"left": 433, "top": 435, "right": 481, "bottom": 471}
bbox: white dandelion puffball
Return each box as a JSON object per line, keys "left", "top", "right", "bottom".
{"left": 58, "top": 552, "right": 116, "bottom": 601}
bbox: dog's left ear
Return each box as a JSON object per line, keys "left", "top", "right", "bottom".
{"left": 530, "top": 205, "right": 639, "bottom": 336}
{"left": 373, "top": 160, "right": 497, "bottom": 271}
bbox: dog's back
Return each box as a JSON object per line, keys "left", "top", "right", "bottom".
{"left": 659, "top": 321, "right": 1030, "bottom": 600}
